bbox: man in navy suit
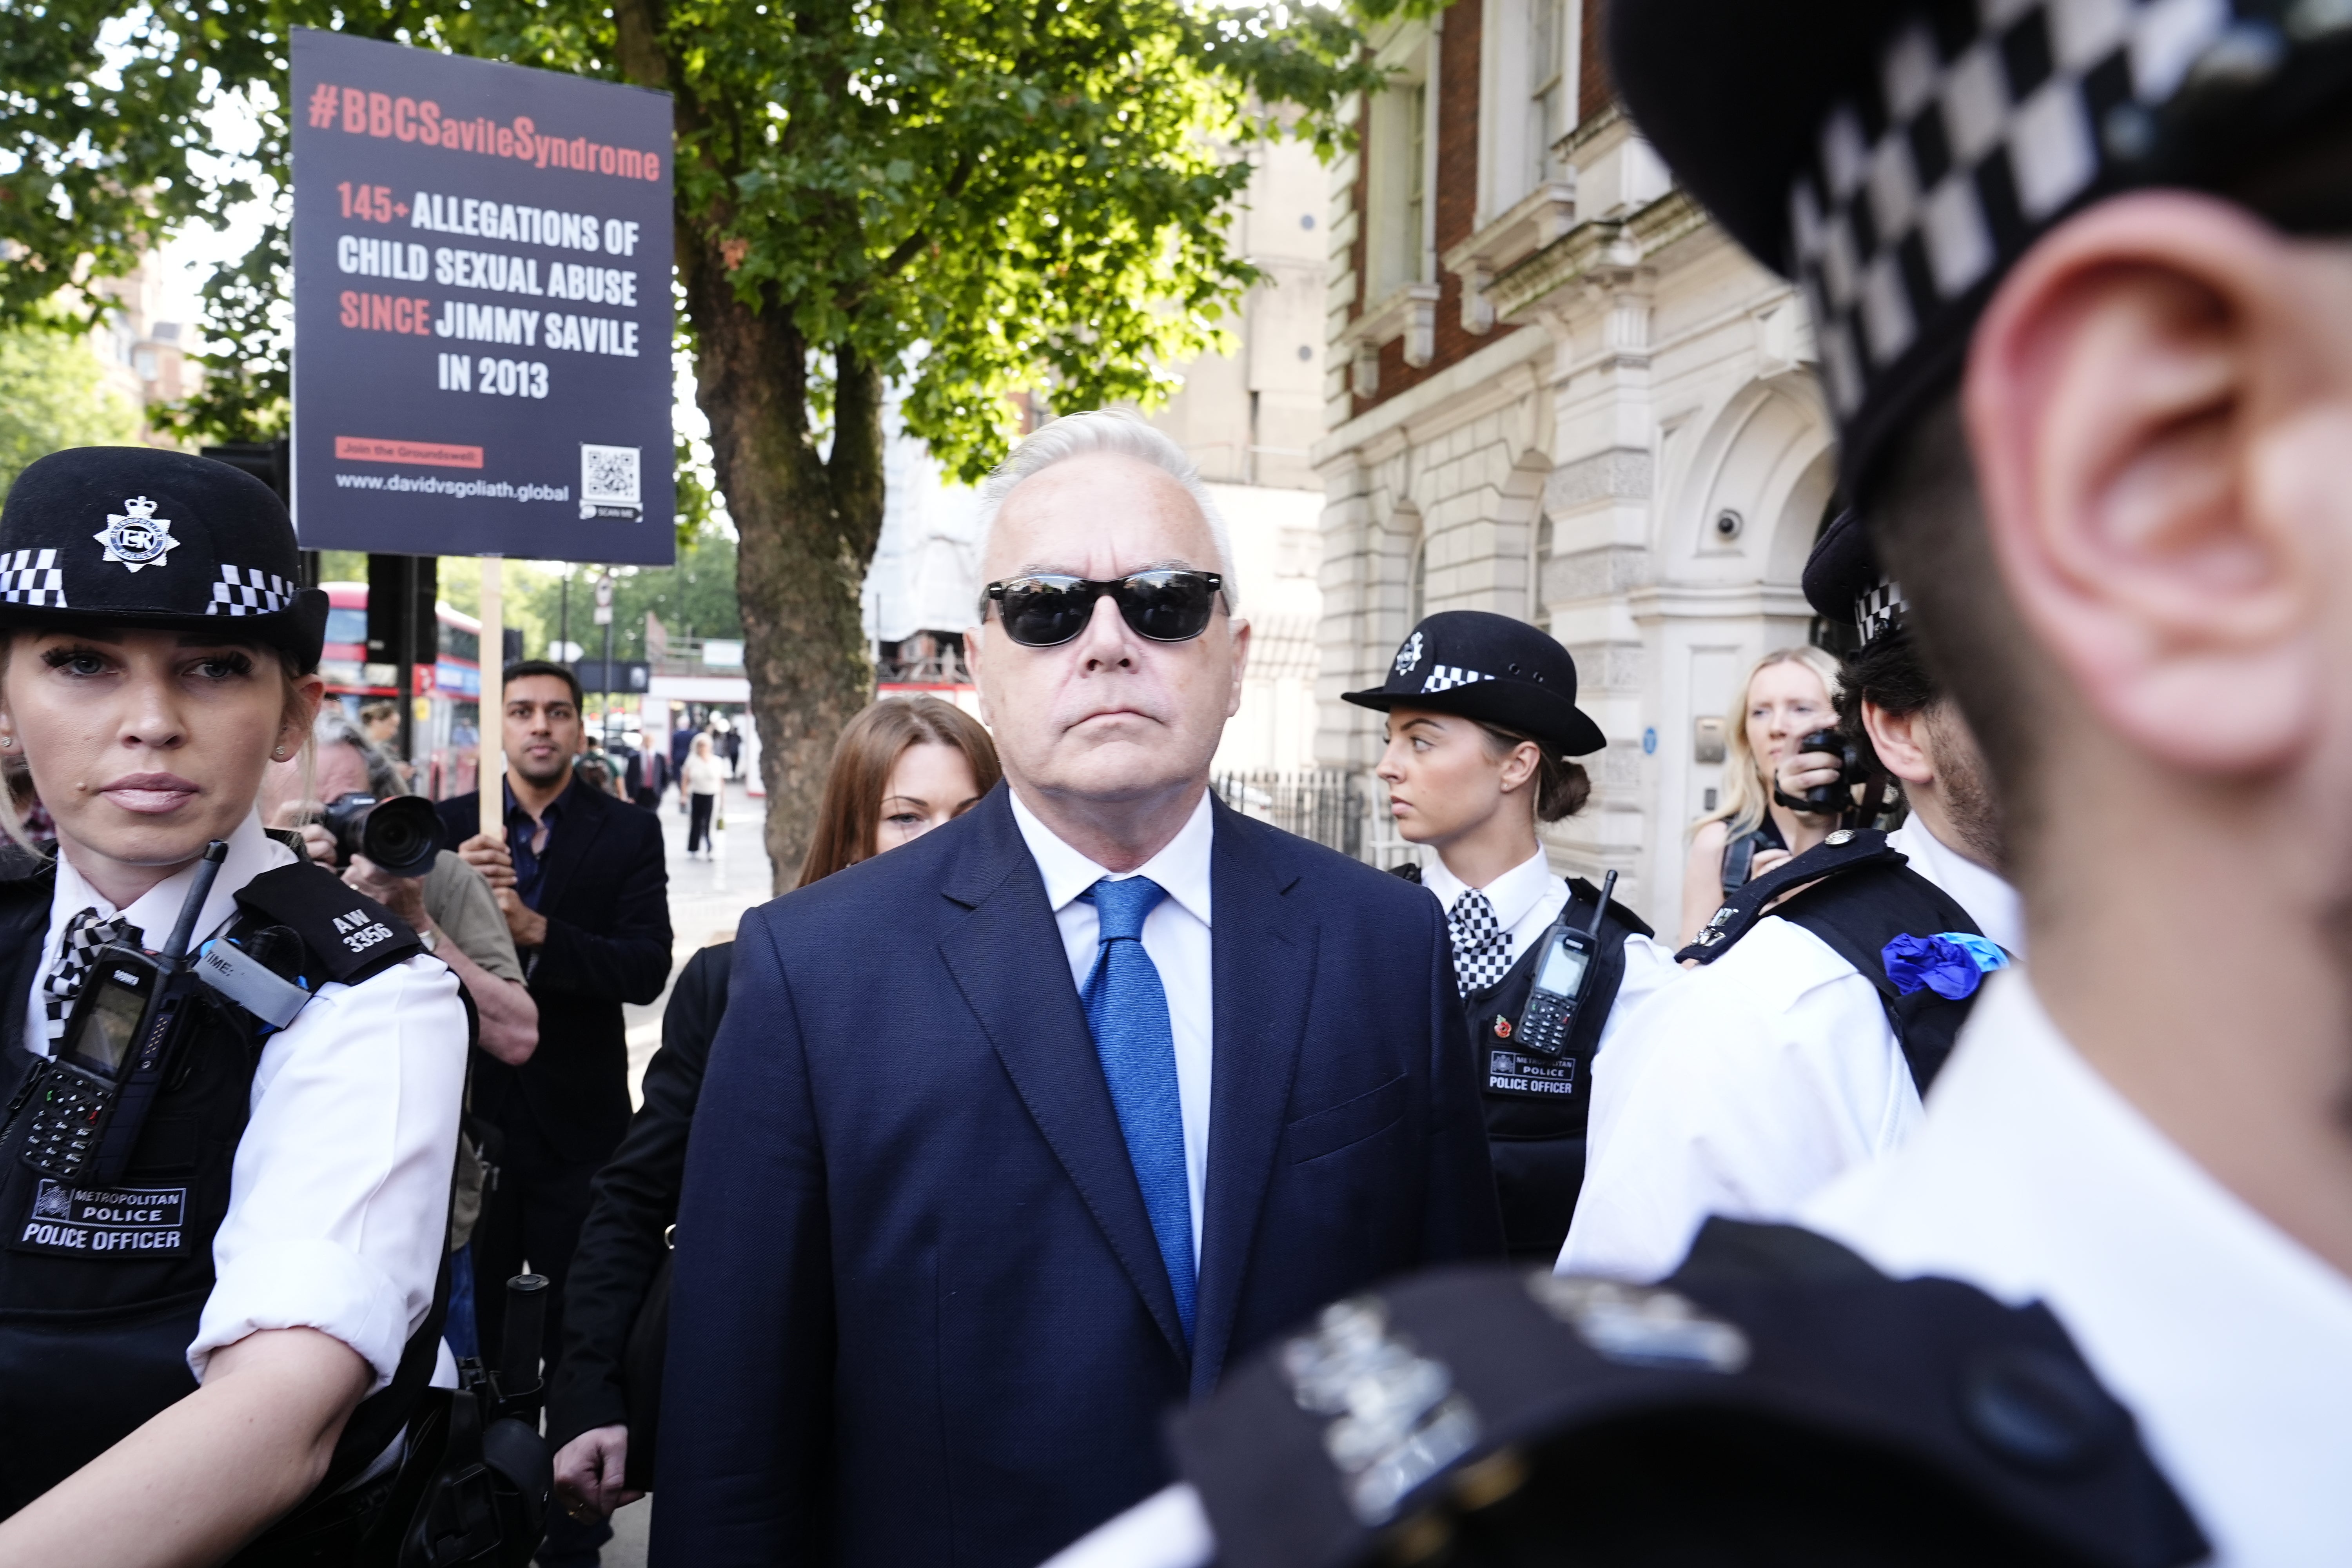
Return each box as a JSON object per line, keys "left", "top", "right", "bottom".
{"left": 653, "top": 410, "right": 1502, "bottom": 1568}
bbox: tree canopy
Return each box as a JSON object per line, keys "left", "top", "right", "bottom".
{"left": 0, "top": 321, "right": 142, "bottom": 494}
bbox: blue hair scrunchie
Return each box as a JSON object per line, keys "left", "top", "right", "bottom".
{"left": 1882, "top": 932, "right": 2010, "bottom": 1000}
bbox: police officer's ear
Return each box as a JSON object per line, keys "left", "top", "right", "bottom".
{"left": 276, "top": 666, "right": 329, "bottom": 763}
{"left": 1962, "top": 191, "right": 2351, "bottom": 780}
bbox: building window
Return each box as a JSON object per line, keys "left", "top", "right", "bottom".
{"left": 1526, "top": 0, "right": 1566, "bottom": 193}
{"left": 1367, "top": 71, "right": 1432, "bottom": 301}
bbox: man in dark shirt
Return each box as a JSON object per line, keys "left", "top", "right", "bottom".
{"left": 439, "top": 662, "right": 671, "bottom": 1562}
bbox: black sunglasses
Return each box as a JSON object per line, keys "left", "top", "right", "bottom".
{"left": 980, "top": 570, "right": 1226, "bottom": 648}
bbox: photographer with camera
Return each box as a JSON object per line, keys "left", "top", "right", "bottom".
{"left": 261, "top": 713, "right": 537, "bottom": 1069}
{"left": 1557, "top": 511, "right": 2020, "bottom": 1283}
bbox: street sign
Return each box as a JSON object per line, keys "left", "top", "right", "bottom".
{"left": 290, "top": 29, "right": 675, "bottom": 564}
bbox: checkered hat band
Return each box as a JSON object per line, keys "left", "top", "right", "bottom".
{"left": 1789, "top": 0, "right": 2238, "bottom": 423}
{"left": 0, "top": 548, "right": 67, "bottom": 608}
{"left": 208, "top": 565, "right": 294, "bottom": 616}
{"left": 1857, "top": 579, "right": 1908, "bottom": 644}
{"left": 1419, "top": 665, "right": 1494, "bottom": 695}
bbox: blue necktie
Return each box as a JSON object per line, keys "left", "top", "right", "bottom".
{"left": 1080, "top": 876, "right": 1196, "bottom": 1343}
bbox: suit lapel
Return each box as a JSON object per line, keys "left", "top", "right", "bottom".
{"left": 936, "top": 789, "right": 1192, "bottom": 1368}
{"left": 533, "top": 778, "right": 609, "bottom": 916}
{"left": 1191, "top": 804, "right": 1315, "bottom": 1394}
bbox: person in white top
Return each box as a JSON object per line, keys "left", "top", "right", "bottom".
{"left": 1561, "top": 574, "right": 2017, "bottom": 1284}
{"left": 1343, "top": 610, "right": 1679, "bottom": 1262}
{"left": 0, "top": 447, "right": 467, "bottom": 1566}
{"left": 679, "top": 732, "right": 727, "bottom": 859}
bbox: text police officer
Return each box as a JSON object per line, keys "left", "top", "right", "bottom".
{"left": 0, "top": 449, "right": 469, "bottom": 1564}
{"left": 1059, "top": 0, "right": 2352, "bottom": 1561}
{"left": 1347, "top": 612, "right": 1676, "bottom": 1263}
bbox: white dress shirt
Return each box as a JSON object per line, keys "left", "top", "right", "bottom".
{"left": 25, "top": 813, "right": 468, "bottom": 1393}
{"left": 1011, "top": 788, "right": 1215, "bottom": 1263}
{"left": 1417, "top": 848, "right": 1681, "bottom": 1053}
{"left": 1805, "top": 975, "right": 2352, "bottom": 1566}
{"left": 1559, "top": 817, "right": 2017, "bottom": 1283}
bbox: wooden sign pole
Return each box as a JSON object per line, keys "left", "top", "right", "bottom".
{"left": 477, "top": 555, "right": 505, "bottom": 843}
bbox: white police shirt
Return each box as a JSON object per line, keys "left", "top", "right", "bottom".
{"left": 1012, "top": 786, "right": 1214, "bottom": 1265}
{"left": 1805, "top": 974, "right": 2352, "bottom": 1566}
{"left": 22, "top": 811, "right": 468, "bottom": 1394}
{"left": 1558, "top": 818, "right": 2020, "bottom": 1283}
{"left": 1416, "top": 848, "right": 1680, "bottom": 1053}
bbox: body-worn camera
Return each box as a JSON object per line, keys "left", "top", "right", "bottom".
{"left": 322, "top": 791, "right": 443, "bottom": 877}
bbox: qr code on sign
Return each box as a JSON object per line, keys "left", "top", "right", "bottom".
{"left": 581, "top": 445, "right": 641, "bottom": 508}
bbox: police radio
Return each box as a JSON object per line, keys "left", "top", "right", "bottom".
{"left": 20, "top": 841, "right": 228, "bottom": 1185}
{"left": 1512, "top": 871, "right": 1617, "bottom": 1059}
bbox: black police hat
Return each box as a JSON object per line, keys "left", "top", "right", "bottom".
{"left": 1608, "top": 0, "right": 2352, "bottom": 495}
{"left": 1343, "top": 611, "right": 1607, "bottom": 757}
{"left": 1803, "top": 508, "right": 1904, "bottom": 647}
{"left": 0, "top": 447, "right": 328, "bottom": 671}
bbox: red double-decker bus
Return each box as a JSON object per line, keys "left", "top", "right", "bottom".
{"left": 317, "top": 581, "right": 484, "bottom": 799}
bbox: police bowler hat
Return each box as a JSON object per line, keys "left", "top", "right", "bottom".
{"left": 0, "top": 447, "right": 328, "bottom": 671}
{"left": 1344, "top": 611, "right": 1607, "bottom": 758}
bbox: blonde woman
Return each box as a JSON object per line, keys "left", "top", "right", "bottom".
{"left": 1677, "top": 645, "right": 1844, "bottom": 947}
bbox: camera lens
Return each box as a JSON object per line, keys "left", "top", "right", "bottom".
{"left": 322, "top": 792, "right": 444, "bottom": 878}
{"left": 359, "top": 796, "right": 445, "bottom": 878}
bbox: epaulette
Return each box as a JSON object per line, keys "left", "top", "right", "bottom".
{"left": 1168, "top": 1221, "right": 2207, "bottom": 1568}
{"left": 1675, "top": 827, "right": 1901, "bottom": 964}
{"left": 1566, "top": 876, "right": 1652, "bottom": 940}
{"left": 230, "top": 860, "right": 426, "bottom": 988}
{"left": 1389, "top": 862, "right": 1423, "bottom": 884}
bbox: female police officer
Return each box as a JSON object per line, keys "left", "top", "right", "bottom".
{"left": 1346, "top": 611, "right": 1676, "bottom": 1263}
{"left": 0, "top": 448, "right": 467, "bottom": 1565}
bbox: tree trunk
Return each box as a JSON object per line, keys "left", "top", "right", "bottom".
{"left": 624, "top": 0, "right": 889, "bottom": 893}
{"left": 681, "top": 245, "right": 886, "bottom": 891}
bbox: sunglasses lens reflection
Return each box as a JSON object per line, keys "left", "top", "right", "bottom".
{"left": 1120, "top": 572, "right": 1217, "bottom": 642}
{"left": 999, "top": 580, "right": 1098, "bottom": 646}
{"left": 994, "top": 572, "right": 1221, "bottom": 648}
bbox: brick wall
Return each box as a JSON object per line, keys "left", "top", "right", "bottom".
{"left": 1350, "top": 0, "right": 1521, "bottom": 420}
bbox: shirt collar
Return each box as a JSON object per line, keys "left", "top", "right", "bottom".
{"left": 53, "top": 809, "right": 294, "bottom": 949}
{"left": 1421, "top": 846, "right": 1554, "bottom": 932}
{"left": 1009, "top": 786, "right": 1215, "bottom": 929}
{"left": 505, "top": 771, "right": 575, "bottom": 827}
{"left": 1804, "top": 974, "right": 2352, "bottom": 1563}
{"left": 1888, "top": 817, "right": 2024, "bottom": 957}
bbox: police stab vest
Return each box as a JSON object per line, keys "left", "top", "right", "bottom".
{"left": 1677, "top": 828, "right": 1987, "bottom": 1094}
{"left": 1398, "top": 866, "right": 1651, "bottom": 1263}
{"left": 0, "top": 850, "right": 443, "bottom": 1519}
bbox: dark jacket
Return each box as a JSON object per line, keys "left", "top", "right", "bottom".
{"left": 547, "top": 940, "right": 732, "bottom": 1452}
{"left": 438, "top": 775, "right": 672, "bottom": 1161}
{"left": 651, "top": 784, "right": 1503, "bottom": 1568}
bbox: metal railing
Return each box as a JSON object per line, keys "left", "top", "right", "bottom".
{"left": 1210, "top": 769, "right": 1372, "bottom": 860}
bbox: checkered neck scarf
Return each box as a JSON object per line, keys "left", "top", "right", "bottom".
{"left": 1448, "top": 889, "right": 1514, "bottom": 999}
{"left": 42, "top": 908, "right": 142, "bottom": 1047}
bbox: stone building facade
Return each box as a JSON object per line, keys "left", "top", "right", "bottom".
{"left": 1315, "top": 0, "right": 1836, "bottom": 937}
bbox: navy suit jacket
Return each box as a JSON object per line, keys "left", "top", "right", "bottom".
{"left": 652, "top": 785, "right": 1502, "bottom": 1567}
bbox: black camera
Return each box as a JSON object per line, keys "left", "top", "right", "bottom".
{"left": 321, "top": 791, "right": 444, "bottom": 877}
{"left": 1789, "top": 727, "right": 1871, "bottom": 811}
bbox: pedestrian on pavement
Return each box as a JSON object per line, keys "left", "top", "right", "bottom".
{"left": 795, "top": 695, "right": 1001, "bottom": 886}
{"left": 1677, "top": 646, "right": 1844, "bottom": 947}
{"left": 718, "top": 722, "right": 740, "bottom": 780}
{"left": 651, "top": 409, "right": 1501, "bottom": 1568}
{"left": 546, "top": 695, "right": 1002, "bottom": 1527}
{"left": 438, "top": 659, "right": 671, "bottom": 1568}
{"left": 679, "top": 735, "right": 725, "bottom": 860}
